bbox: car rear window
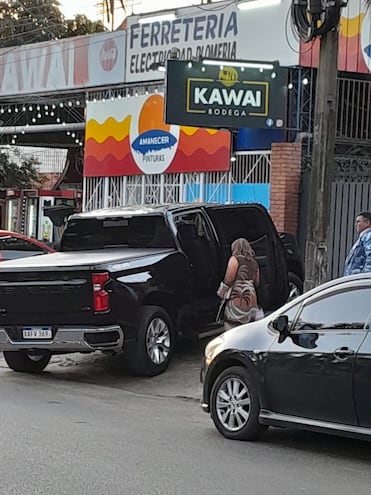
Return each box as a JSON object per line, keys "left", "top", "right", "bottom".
{"left": 60, "top": 215, "right": 176, "bottom": 251}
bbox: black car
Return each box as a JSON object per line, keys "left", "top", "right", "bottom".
{"left": 201, "top": 273, "right": 371, "bottom": 441}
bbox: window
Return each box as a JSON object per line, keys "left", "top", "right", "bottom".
{"left": 294, "top": 288, "right": 371, "bottom": 332}
{"left": 0, "top": 236, "right": 43, "bottom": 252}
{"left": 61, "top": 216, "right": 175, "bottom": 251}
{"left": 173, "top": 211, "right": 213, "bottom": 242}
{"left": 281, "top": 303, "right": 301, "bottom": 329}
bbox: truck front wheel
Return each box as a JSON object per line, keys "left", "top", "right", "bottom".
{"left": 3, "top": 351, "right": 51, "bottom": 373}
{"left": 127, "top": 305, "right": 175, "bottom": 377}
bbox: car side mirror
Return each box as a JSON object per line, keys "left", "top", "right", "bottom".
{"left": 272, "top": 315, "right": 289, "bottom": 334}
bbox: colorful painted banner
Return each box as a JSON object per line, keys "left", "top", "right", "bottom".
{"left": 125, "top": 0, "right": 299, "bottom": 83}
{"left": 84, "top": 94, "right": 231, "bottom": 177}
{"left": 300, "top": 0, "right": 371, "bottom": 73}
{"left": 0, "top": 31, "right": 125, "bottom": 97}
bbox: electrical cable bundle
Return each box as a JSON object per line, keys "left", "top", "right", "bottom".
{"left": 290, "top": 0, "right": 345, "bottom": 42}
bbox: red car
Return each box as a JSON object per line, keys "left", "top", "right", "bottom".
{"left": 0, "top": 230, "right": 55, "bottom": 261}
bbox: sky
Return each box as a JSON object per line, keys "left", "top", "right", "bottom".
{"left": 58, "top": 0, "right": 196, "bottom": 21}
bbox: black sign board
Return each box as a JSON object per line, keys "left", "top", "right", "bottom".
{"left": 165, "top": 59, "right": 288, "bottom": 130}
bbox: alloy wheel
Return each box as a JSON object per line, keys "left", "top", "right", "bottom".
{"left": 216, "top": 377, "right": 251, "bottom": 432}
{"left": 146, "top": 317, "right": 170, "bottom": 365}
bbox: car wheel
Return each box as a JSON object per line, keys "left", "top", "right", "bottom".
{"left": 3, "top": 350, "right": 51, "bottom": 373}
{"left": 210, "top": 366, "right": 267, "bottom": 441}
{"left": 288, "top": 272, "right": 303, "bottom": 301}
{"left": 127, "top": 305, "right": 175, "bottom": 377}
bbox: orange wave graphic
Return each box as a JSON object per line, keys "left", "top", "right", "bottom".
{"left": 85, "top": 116, "right": 131, "bottom": 143}
{"left": 84, "top": 154, "right": 140, "bottom": 177}
{"left": 85, "top": 136, "right": 132, "bottom": 161}
{"left": 85, "top": 129, "right": 230, "bottom": 162}
{"left": 180, "top": 126, "right": 220, "bottom": 136}
{"left": 167, "top": 147, "right": 230, "bottom": 173}
{"left": 179, "top": 128, "right": 230, "bottom": 156}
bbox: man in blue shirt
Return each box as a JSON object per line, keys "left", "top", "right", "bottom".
{"left": 344, "top": 211, "right": 371, "bottom": 276}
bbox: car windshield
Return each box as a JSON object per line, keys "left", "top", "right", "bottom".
{"left": 60, "top": 215, "right": 176, "bottom": 251}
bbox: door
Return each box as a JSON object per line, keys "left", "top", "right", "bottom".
{"left": 353, "top": 300, "right": 371, "bottom": 428}
{"left": 264, "top": 286, "right": 370, "bottom": 425}
{"left": 173, "top": 210, "right": 220, "bottom": 322}
{"left": 206, "top": 204, "right": 288, "bottom": 310}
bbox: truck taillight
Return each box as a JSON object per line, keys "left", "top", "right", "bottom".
{"left": 92, "top": 272, "right": 110, "bottom": 312}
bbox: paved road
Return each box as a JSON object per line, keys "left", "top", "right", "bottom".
{"left": 0, "top": 337, "right": 211, "bottom": 401}
{"left": 1, "top": 369, "right": 371, "bottom": 495}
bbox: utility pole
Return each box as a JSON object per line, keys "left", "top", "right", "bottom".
{"left": 291, "top": 0, "right": 344, "bottom": 291}
{"left": 304, "top": 27, "right": 339, "bottom": 291}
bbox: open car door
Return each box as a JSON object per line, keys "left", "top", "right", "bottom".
{"left": 205, "top": 204, "right": 289, "bottom": 311}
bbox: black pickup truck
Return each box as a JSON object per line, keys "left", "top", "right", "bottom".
{"left": 0, "top": 203, "right": 292, "bottom": 376}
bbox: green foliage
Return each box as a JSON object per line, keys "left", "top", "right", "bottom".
{"left": 0, "top": 0, "right": 107, "bottom": 48}
{"left": 65, "top": 14, "right": 106, "bottom": 38}
{"left": 0, "top": 151, "right": 44, "bottom": 189}
{"left": 0, "top": 0, "right": 66, "bottom": 47}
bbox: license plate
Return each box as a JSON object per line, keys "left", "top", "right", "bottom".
{"left": 22, "top": 326, "right": 52, "bottom": 339}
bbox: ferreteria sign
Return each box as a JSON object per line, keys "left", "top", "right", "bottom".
{"left": 165, "top": 60, "right": 288, "bottom": 129}
{"left": 125, "top": 0, "right": 299, "bottom": 83}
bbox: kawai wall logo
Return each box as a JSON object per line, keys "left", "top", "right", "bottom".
{"left": 299, "top": 0, "right": 371, "bottom": 73}
{"left": 339, "top": 0, "right": 371, "bottom": 72}
{"left": 84, "top": 94, "right": 230, "bottom": 177}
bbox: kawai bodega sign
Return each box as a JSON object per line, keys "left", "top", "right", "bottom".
{"left": 165, "top": 59, "right": 288, "bottom": 129}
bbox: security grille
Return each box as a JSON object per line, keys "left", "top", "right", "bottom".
{"left": 82, "top": 151, "right": 271, "bottom": 211}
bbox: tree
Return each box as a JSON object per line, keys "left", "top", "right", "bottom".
{"left": 0, "top": 152, "right": 44, "bottom": 189}
{"left": 0, "top": 0, "right": 66, "bottom": 47}
{"left": 0, "top": 0, "right": 107, "bottom": 48}
{"left": 65, "top": 14, "right": 106, "bottom": 38}
{"left": 102, "top": 0, "right": 126, "bottom": 30}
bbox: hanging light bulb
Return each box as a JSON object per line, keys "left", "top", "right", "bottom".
{"left": 56, "top": 117, "right": 61, "bottom": 123}
{"left": 44, "top": 105, "right": 48, "bottom": 110}
{"left": 29, "top": 105, "right": 33, "bottom": 111}
{"left": 37, "top": 113, "right": 41, "bottom": 118}
{"left": 7, "top": 108, "right": 12, "bottom": 113}
{"left": 68, "top": 101, "right": 73, "bottom": 107}
{"left": 71, "top": 132, "right": 75, "bottom": 138}
{"left": 0, "top": 108, "right": 4, "bottom": 114}
{"left": 36, "top": 105, "right": 40, "bottom": 111}
{"left": 32, "top": 117, "right": 36, "bottom": 123}
{"left": 21, "top": 130, "right": 25, "bottom": 134}
{"left": 76, "top": 100, "right": 81, "bottom": 106}
{"left": 14, "top": 107, "right": 19, "bottom": 113}
{"left": 59, "top": 102, "right": 64, "bottom": 107}
{"left": 52, "top": 104, "right": 56, "bottom": 109}
{"left": 22, "top": 106, "right": 26, "bottom": 112}
{"left": 50, "top": 111, "right": 55, "bottom": 117}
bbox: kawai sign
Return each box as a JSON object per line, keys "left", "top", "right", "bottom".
{"left": 0, "top": 31, "right": 125, "bottom": 97}
{"left": 165, "top": 59, "right": 288, "bottom": 130}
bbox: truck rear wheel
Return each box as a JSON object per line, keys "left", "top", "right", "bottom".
{"left": 3, "top": 351, "right": 51, "bottom": 373}
{"left": 127, "top": 305, "right": 175, "bottom": 377}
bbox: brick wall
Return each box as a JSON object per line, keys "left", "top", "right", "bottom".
{"left": 270, "top": 142, "right": 302, "bottom": 235}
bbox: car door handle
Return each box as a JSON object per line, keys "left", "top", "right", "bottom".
{"left": 333, "top": 347, "right": 355, "bottom": 360}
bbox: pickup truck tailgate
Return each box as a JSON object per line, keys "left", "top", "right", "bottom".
{"left": 0, "top": 269, "right": 94, "bottom": 322}
{"left": 0, "top": 250, "right": 127, "bottom": 324}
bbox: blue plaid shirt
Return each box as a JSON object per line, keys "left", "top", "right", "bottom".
{"left": 344, "top": 227, "right": 371, "bottom": 276}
